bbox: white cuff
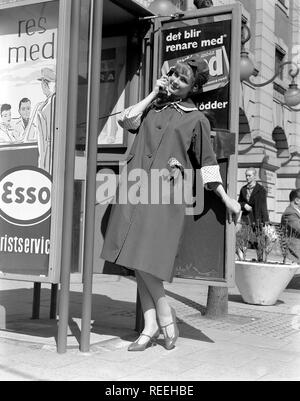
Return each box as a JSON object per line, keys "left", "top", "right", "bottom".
{"left": 201, "top": 165, "right": 223, "bottom": 186}
{"left": 118, "top": 106, "right": 142, "bottom": 131}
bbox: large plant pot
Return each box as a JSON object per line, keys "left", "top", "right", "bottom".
{"left": 235, "top": 261, "right": 299, "bottom": 306}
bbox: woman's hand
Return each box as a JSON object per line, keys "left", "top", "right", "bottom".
{"left": 153, "top": 75, "right": 169, "bottom": 95}
{"left": 212, "top": 184, "right": 241, "bottom": 224}
{"left": 224, "top": 196, "right": 241, "bottom": 224}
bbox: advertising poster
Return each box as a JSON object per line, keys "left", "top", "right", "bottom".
{"left": 161, "top": 18, "right": 233, "bottom": 281}
{"left": 161, "top": 19, "right": 232, "bottom": 130}
{"left": 0, "top": 1, "right": 58, "bottom": 276}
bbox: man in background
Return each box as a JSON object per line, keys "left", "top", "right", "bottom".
{"left": 281, "top": 189, "right": 300, "bottom": 263}
{"left": 238, "top": 167, "right": 269, "bottom": 227}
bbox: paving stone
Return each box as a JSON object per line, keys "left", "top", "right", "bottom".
{"left": 232, "top": 334, "right": 289, "bottom": 349}
{"left": 185, "top": 347, "right": 259, "bottom": 368}
{"left": 254, "top": 358, "right": 300, "bottom": 381}
{"left": 174, "top": 362, "right": 267, "bottom": 381}
{"left": 52, "top": 359, "right": 144, "bottom": 381}
{"left": 118, "top": 368, "right": 181, "bottom": 382}
{"left": 0, "top": 275, "right": 300, "bottom": 381}
{"left": 0, "top": 363, "right": 48, "bottom": 381}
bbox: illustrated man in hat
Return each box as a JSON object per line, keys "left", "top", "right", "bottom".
{"left": 34, "top": 67, "right": 56, "bottom": 173}
{"left": 38, "top": 67, "right": 56, "bottom": 98}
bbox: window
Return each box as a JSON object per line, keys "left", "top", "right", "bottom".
{"left": 275, "top": 48, "right": 285, "bottom": 81}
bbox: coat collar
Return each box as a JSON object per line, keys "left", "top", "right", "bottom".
{"left": 177, "top": 100, "right": 198, "bottom": 112}
{"left": 250, "top": 183, "right": 260, "bottom": 195}
{"left": 153, "top": 97, "right": 198, "bottom": 113}
{"left": 243, "top": 182, "right": 261, "bottom": 199}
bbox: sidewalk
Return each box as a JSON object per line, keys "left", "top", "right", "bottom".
{"left": 0, "top": 273, "right": 300, "bottom": 381}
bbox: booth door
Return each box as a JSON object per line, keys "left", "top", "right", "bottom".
{"left": 95, "top": 8, "right": 240, "bottom": 284}
{"left": 72, "top": 0, "right": 154, "bottom": 275}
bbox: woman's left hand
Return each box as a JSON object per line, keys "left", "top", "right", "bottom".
{"left": 224, "top": 197, "right": 241, "bottom": 224}
{"left": 211, "top": 184, "right": 241, "bottom": 224}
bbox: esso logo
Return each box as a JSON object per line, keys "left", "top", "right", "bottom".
{"left": 0, "top": 167, "right": 52, "bottom": 226}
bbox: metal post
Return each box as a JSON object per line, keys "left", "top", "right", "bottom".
{"left": 50, "top": 284, "right": 59, "bottom": 320}
{"left": 80, "top": 0, "right": 104, "bottom": 353}
{"left": 32, "top": 283, "right": 41, "bottom": 320}
{"left": 205, "top": 5, "right": 242, "bottom": 317}
{"left": 57, "top": 0, "right": 81, "bottom": 354}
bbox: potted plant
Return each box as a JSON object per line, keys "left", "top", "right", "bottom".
{"left": 235, "top": 223, "right": 299, "bottom": 306}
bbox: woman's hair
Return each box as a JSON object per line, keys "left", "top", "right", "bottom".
{"left": 175, "top": 58, "right": 210, "bottom": 94}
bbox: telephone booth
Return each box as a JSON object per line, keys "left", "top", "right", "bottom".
{"left": 0, "top": 0, "right": 241, "bottom": 353}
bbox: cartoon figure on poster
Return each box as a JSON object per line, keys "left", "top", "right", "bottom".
{"left": 14, "top": 98, "right": 34, "bottom": 141}
{"left": 0, "top": 67, "right": 56, "bottom": 174}
{"left": 28, "top": 67, "right": 56, "bottom": 174}
{"left": 0, "top": 104, "right": 20, "bottom": 143}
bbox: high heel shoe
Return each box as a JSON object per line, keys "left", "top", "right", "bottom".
{"left": 160, "top": 308, "right": 179, "bottom": 351}
{"left": 128, "top": 329, "right": 160, "bottom": 352}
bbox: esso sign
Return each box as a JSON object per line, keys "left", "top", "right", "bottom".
{"left": 0, "top": 167, "right": 52, "bottom": 226}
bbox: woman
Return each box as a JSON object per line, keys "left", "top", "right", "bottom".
{"left": 101, "top": 56, "right": 241, "bottom": 351}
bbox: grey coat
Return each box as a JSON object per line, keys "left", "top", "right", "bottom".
{"left": 101, "top": 99, "right": 221, "bottom": 282}
{"left": 281, "top": 205, "right": 300, "bottom": 262}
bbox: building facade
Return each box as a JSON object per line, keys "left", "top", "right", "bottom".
{"left": 139, "top": 0, "right": 300, "bottom": 223}
{"left": 235, "top": 0, "right": 300, "bottom": 223}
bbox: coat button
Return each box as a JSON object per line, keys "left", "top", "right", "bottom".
{"left": 147, "top": 154, "right": 153, "bottom": 158}
{"left": 157, "top": 125, "right": 162, "bottom": 130}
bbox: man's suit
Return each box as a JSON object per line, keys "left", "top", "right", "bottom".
{"left": 238, "top": 183, "right": 269, "bottom": 225}
{"left": 281, "top": 205, "right": 300, "bottom": 262}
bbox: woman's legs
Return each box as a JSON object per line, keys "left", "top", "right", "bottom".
{"left": 138, "top": 271, "right": 176, "bottom": 338}
{"left": 132, "top": 272, "right": 160, "bottom": 345}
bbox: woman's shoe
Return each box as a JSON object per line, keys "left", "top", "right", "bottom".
{"left": 128, "top": 329, "right": 160, "bottom": 352}
{"left": 160, "top": 308, "right": 179, "bottom": 351}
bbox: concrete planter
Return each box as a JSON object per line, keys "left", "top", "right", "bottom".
{"left": 235, "top": 261, "right": 299, "bottom": 306}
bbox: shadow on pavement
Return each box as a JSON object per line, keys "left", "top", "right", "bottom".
{"left": 287, "top": 274, "right": 300, "bottom": 290}
{"left": 0, "top": 287, "right": 214, "bottom": 347}
{"left": 165, "top": 289, "right": 206, "bottom": 315}
{"left": 229, "top": 293, "right": 285, "bottom": 307}
{"left": 0, "top": 288, "right": 136, "bottom": 344}
{"left": 228, "top": 294, "right": 244, "bottom": 304}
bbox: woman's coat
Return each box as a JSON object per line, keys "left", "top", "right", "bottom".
{"left": 101, "top": 99, "right": 222, "bottom": 282}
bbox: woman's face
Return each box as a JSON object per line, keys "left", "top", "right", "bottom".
{"left": 168, "top": 65, "right": 195, "bottom": 100}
